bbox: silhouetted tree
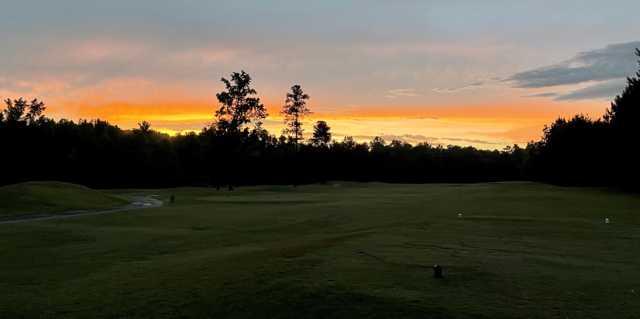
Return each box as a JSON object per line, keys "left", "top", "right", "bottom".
{"left": 25, "top": 99, "right": 46, "bottom": 125}
{"left": 282, "top": 85, "right": 310, "bottom": 146}
{"left": 340, "top": 136, "right": 357, "bottom": 150}
{"left": 526, "top": 48, "right": 640, "bottom": 187}
{"left": 605, "top": 49, "right": 640, "bottom": 131}
{"left": 212, "top": 71, "right": 268, "bottom": 188}
{"left": 370, "top": 136, "right": 386, "bottom": 152}
{"left": 3, "top": 98, "right": 28, "bottom": 124}
{"left": 310, "top": 120, "right": 331, "bottom": 146}
{"left": 603, "top": 48, "right": 640, "bottom": 186}
{"left": 215, "top": 71, "right": 267, "bottom": 134}
{"left": 137, "top": 121, "right": 152, "bottom": 133}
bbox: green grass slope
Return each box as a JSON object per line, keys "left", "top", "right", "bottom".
{"left": 0, "top": 181, "right": 128, "bottom": 218}
{"left": 1, "top": 182, "right": 639, "bottom": 318}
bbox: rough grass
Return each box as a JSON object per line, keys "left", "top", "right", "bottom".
{"left": 0, "top": 182, "right": 639, "bottom": 318}
{"left": 0, "top": 181, "right": 128, "bottom": 218}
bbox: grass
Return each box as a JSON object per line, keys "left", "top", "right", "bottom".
{"left": 0, "top": 182, "right": 639, "bottom": 318}
{"left": 0, "top": 181, "right": 128, "bottom": 218}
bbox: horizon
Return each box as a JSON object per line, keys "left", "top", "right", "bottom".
{"left": 2, "top": 1, "right": 640, "bottom": 149}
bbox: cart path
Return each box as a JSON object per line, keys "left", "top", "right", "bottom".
{"left": 0, "top": 196, "right": 163, "bottom": 225}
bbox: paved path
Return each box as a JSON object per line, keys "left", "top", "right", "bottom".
{"left": 0, "top": 196, "right": 163, "bottom": 225}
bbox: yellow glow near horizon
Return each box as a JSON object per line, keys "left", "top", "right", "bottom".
{"left": 36, "top": 95, "right": 610, "bottom": 150}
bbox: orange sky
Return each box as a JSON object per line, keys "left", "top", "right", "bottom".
{"left": 2, "top": 1, "right": 637, "bottom": 150}
{"left": 40, "top": 90, "right": 608, "bottom": 150}
{"left": 1, "top": 69, "right": 613, "bottom": 150}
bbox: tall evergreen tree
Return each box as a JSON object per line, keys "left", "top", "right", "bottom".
{"left": 282, "top": 85, "right": 310, "bottom": 145}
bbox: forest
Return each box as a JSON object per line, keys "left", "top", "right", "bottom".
{"left": 1, "top": 51, "right": 638, "bottom": 189}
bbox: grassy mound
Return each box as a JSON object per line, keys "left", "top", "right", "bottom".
{"left": 0, "top": 181, "right": 128, "bottom": 218}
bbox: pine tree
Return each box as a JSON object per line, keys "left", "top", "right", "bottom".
{"left": 282, "top": 85, "right": 310, "bottom": 145}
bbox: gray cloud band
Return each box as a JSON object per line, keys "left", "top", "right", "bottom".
{"left": 509, "top": 41, "right": 639, "bottom": 101}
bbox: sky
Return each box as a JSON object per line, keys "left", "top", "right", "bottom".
{"left": 2, "top": 0, "right": 640, "bottom": 149}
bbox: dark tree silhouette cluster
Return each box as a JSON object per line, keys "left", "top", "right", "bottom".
{"left": 310, "top": 121, "right": 331, "bottom": 147}
{"left": 525, "top": 49, "right": 640, "bottom": 188}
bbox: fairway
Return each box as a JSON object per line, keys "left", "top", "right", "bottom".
{"left": 1, "top": 182, "right": 639, "bottom": 318}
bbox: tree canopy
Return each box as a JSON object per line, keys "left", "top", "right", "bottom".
{"left": 310, "top": 120, "right": 331, "bottom": 147}
{"left": 215, "top": 71, "right": 267, "bottom": 134}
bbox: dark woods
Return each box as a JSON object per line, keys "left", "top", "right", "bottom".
{"left": 0, "top": 101, "right": 521, "bottom": 188}
{"left": 526, "top": 49, "right": 640, "bottom": 189}
{"left": 2, "top": 50, "right": 639, "bottom": 189}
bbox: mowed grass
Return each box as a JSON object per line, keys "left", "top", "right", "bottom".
{"left": 0, "top": 182, "right": 639, "bottom": 318}
{"left": 0, "top": 182, "right": 128, "bottom": 218}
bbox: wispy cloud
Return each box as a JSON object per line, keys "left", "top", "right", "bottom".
{"left": 359, "top": 42, "right": 510, "bottom": 59}
{"left": 384, "top": 88, "right": 421, "bottom": 99}
{"left": 64, "top": 38, "right": 149, "bottom": 64}
{"left": 524, "top": 92, "right": 559, "bottom": 98}
{"left": 554, "top": 78, "right": 627, "bottom": 101}
{"left": 432, "top": 81, "right": 485, "bottom": 94}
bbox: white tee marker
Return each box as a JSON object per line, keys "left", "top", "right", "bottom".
{"left": 605, "top": 217, "right": 610, "bottom": 224}
{"left": 458, "top": 213, "right": 463, "bottom": 218}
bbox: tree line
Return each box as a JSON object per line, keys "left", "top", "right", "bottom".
{"left": 1, "top": 50, "right": 639, "bottom": 189}
{"left": 524, "top": 49, "right": 640, "bottom": 189}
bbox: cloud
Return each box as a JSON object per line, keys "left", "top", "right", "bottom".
{"left": 0, "top": 76, "right": 74, "bottom": 98}
{"left": 384, "top": 88, "right": 421, "bottom": 99}
{"left": 359, "top": 42, "right": 510, "bottom": 59}
{"left": 169, "top": 47, "right": 238, "bottom": 67}
{"left": 524, "top": 92, "right": 558, "bottom": 98}
{"left": 554, "top": 78, "right": 627, "bottom": 101}
{"left": 523, "top": 78, "right": 627, "bottom": 101}
{"left": 432, "top": 81, "right": 484, "bottom": 94}
{"left": 435, "top": 137, "right": 503, "bottom": 146}
{"left": 64, "top": 38, "right": 149, "bottom": 64}
{"left": 379, "top": 134, "right": 430, "bottom": 144}
{"left": 508, "top": 41, "right": 639, "bottom": 88}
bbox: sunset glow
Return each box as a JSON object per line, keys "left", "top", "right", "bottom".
{"left": 2, "top": 1, "right": 639, "bottom": 149}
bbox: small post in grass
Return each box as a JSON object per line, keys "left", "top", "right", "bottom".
{"left": 433, "top": 264, "right": 443, "bottom": 279}
{"left": 170, "top": 194, "right": 175, "bottom": 204}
